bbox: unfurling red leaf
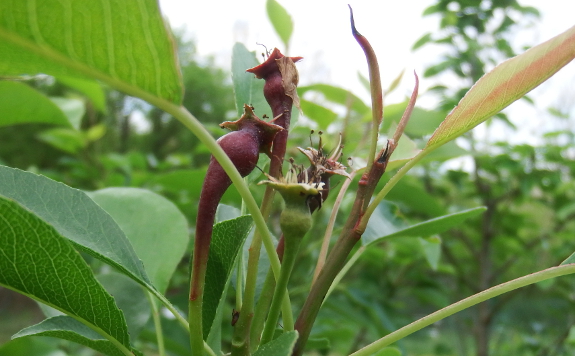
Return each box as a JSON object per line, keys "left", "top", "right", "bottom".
{"left": 426, "top": 25, "right": 575, "bottom": 150}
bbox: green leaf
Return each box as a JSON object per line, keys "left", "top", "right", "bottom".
{"left": 0, "top": 165, "right": 151, "bottom": 289}
{"left": 0, "top": 81, "right": 70, "bottom": 128}
{"left": 412, "top": 33, "right": 432, "bottom": 50}
{"left": 561, "top": 252, "right": 575, "bottom": 265}
{"left": 36, "top": 127, "right": 86, "bottom": 153}
{"left": 426, "top": 25, "right": 575, "bottom": 150}
{"left": 386, "top": 69, "right": 405, "bottom": 94}
{"left": 419, "top": 236, "right": 441, "bottom": 270}
{"left": 362, "top": 202, "right": 407, "bottom": 246}
{"left": 0, "top": 337, "right": 60, "bottom": 356}
{"left": 254, "top": 331, "right": 298, "bottom": 356}
{"left": 12, "top": 316, "right": 130, "bottom": 356}
{"left": 387, "top": 126, "right": 419, "bottom": 164}
{"left": 300, "top": 99, "right": 338, "bottom": 130}
{"left": 88, "top": 188, "right": 189, "bottom": 294}
{"left": 56, "top": 75, "right": 107, "bottom": 113}
{"left": 358, "top": 71, "right": 370, "bottom": 93}
{"left": 385, "top": 176, "right": 447, "bottom": 216}
{"left": 50, "top": 97, "right": 85, "bottom": 130}
{"left": 421, "top": 140, "right": 468, "bottom": 162}
{"left": 299, "top": 84, "right": 370, "bottom": 114}
{"left": 149, "top": 168, "right": 242, "bottom": 207}
{"left": 266, "top": 0, "right": 294, "bottom": 49}
{"left": 97, "top": 272, "right": 151, "bottom": 339}
{"left": 373, "top": 346, "right": 402, "bottom": 356}
{"left": 0, "top": 196, "right": 131, "bottom": 352}
{"left": 33, "top": 273, "right": 150, "bottom": 346}
{"left": 304, "top": 337, "right": 330, "bottom": 351}
{"left": 363, "top": 206, "right": 486, "bottom": 246}
{"left": 203, "top": 215, "right": 253, "bottom": 339}
{"left": 232, "top": 43, "right": 271, "bottom": 119}
{"left": 384, "top": 207, "right": 485, "bottom": 239}
{"left": 0, "top": 0, "right": 183, "bottom": 103}
{"left": 382, "top": 102, "right": 447, "bottom": 137}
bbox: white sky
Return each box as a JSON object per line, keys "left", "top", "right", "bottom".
{"left": 159, "top": 0, "right": 575, "bottom": 145}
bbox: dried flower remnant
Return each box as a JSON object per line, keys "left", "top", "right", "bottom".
{"left": 298, "top": 132, "right": 350, "bottom": 212}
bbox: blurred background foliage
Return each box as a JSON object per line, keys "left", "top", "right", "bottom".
{"left": 2, "top": 0, "right": 575, "bottom": 355}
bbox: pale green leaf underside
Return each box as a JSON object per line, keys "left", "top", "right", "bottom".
{"left": 12, "top": 316, "right": 129, "bottom": 356}
{"left": 0, "top": 0, "right": 183, "bottom": 104}
{"left": 254, "top": 331, "right": 298, "bottom": 356}
{"left": 0, "top": 165, "right": 151, "bottom": 287}
{"left": 97, "top": 272, "right": 151, "bottom": 339}
{"left": 0, "top": 81, "right": 70, "bottom": 128}
{"left": 232, "top": 43, "right": 271, "bottom": 119}
{"left": 204, "top": 215, "right": 253, "bottom": 338}
{"left": 89, "top": 187, "right": 189, "bottom": 294}
{"left": 427, "top": 25, "right": 575, "bottom": 149}
{"left": 0, "top": 197, "right": 130, "bottom": 350}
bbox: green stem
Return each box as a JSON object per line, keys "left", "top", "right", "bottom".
{"left": 150, "top": 289, "right": 216, "bottom": 356}
{"left": 250, "top": 269, "right": 295, "bottom": 352}
{"left": 188, "top": 297, "right": 204, "bottom": 355}
{"left": 260, "top": 197, "right": 311, "bottom": 346}
{"left": 146, "top": 291, "right": 165, "bottom": 356}
{"left": 349, "top": 264, "right": 575, "bottom": 356}
{"left": 231, "top": 227, "right": 262, "bottom": 355}
{"left": 236, "top": 244, "right": 244, "bottom": 311}
{"left": 260, "top": 233, "right": 301, "bottom": 345}
{"left": 231, "top": 186, "right": 293, "bottom": 355}
{"left": 250, "top": 268, "right": 276, "bottom": 351}
{"left": 324, "top": 246, "right": 365, "bottom": 303}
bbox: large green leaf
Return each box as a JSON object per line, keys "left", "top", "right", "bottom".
{"left": 254, "top": 331, "right": 298, "bottom": 356}
{"left": 89, "top": 188, "right": 189, "bottom": 294}
{"left": 0, "top": 0, "right": 182, "bottom": 103}
{"left": 12, "top": 316, "right": 129, "bottom": 356}
{"left": 0, "top": 165, "right": 151, "bottom": 288}
{"left": 232, "top": 43, "right": 271, "bottom": 119}
{"left": 266, "top": 0, "right": 293, "bottom": 49}
{"left": 426, "top": 25, "right": 575, "bottom": 150}
{"left": 0, "top": 81, "right": 70, "bottom": 128}
{"left": 203, "top": 216, "right": 253, "bottom": 340}
{"left": 0, "top": 196, "right": 131, "bottom": 352}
